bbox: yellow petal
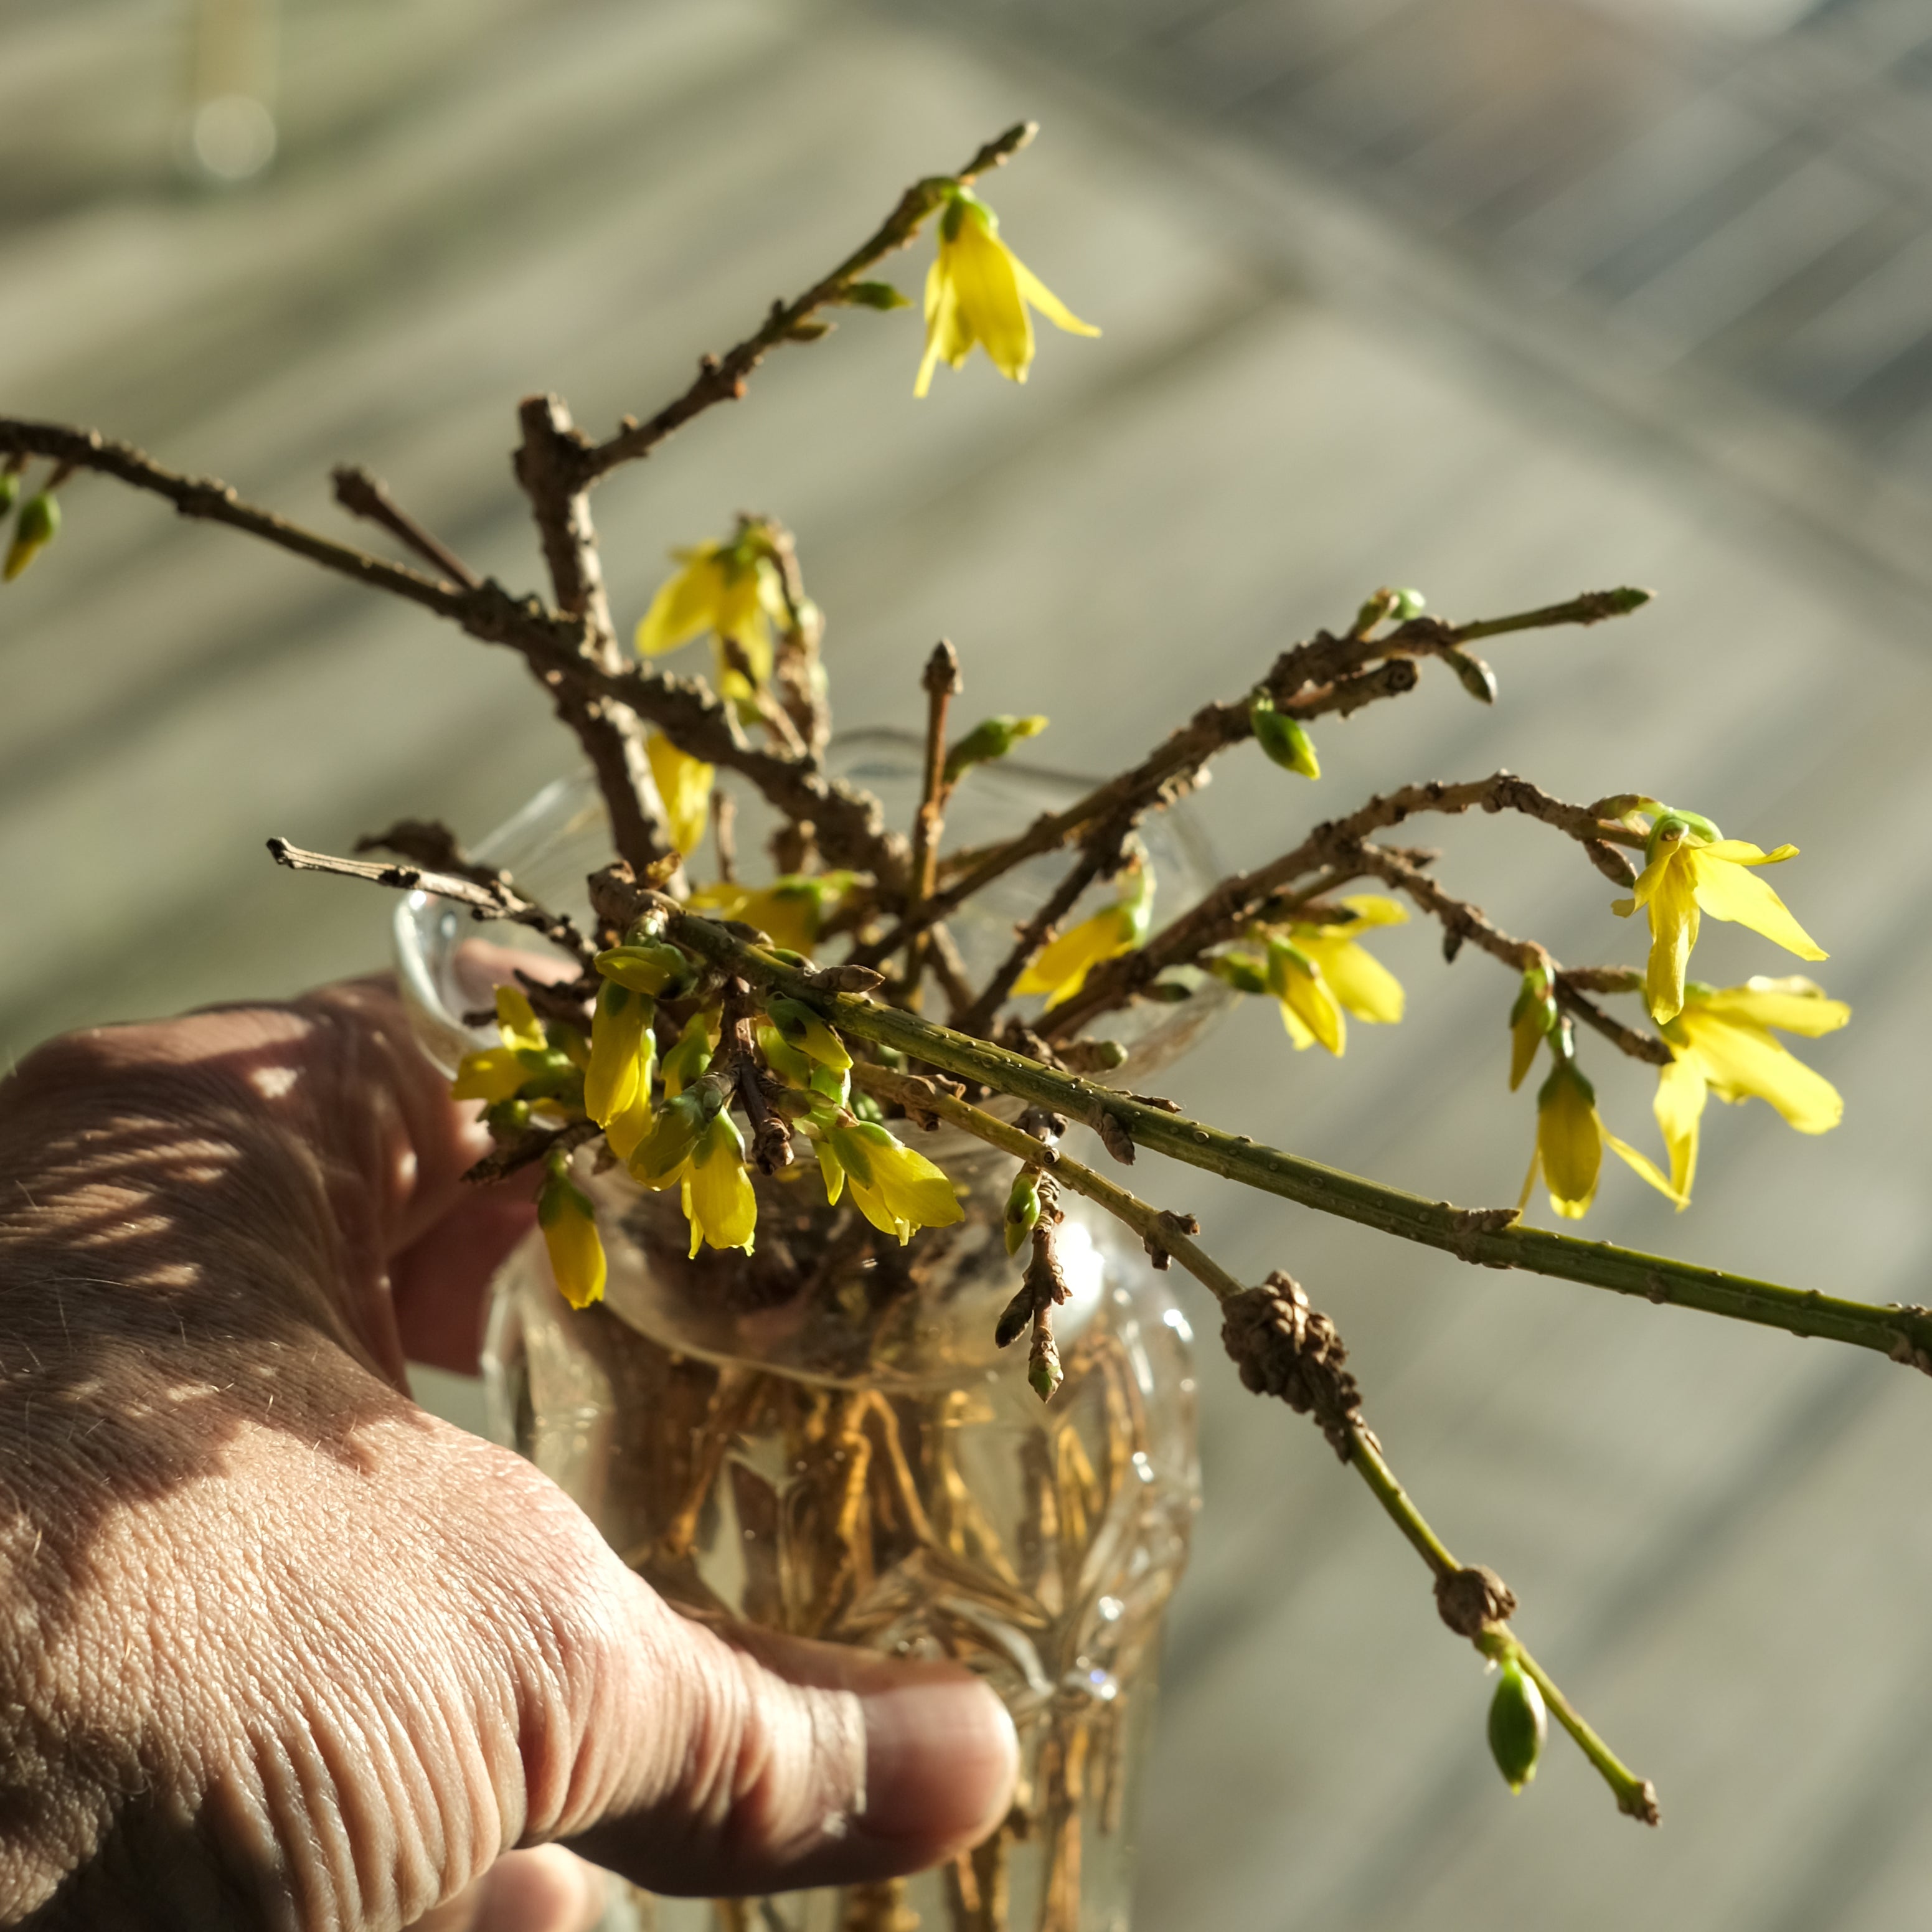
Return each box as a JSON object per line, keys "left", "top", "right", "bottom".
{"left": 873, "top": 1138, "right": 964, "bottom": 1232}
{"left": 1643, "top": 851, "right": 1702, "bottom": 1025}
{"left": 948, "top": 213, "right": 1032, "bottom": 383}
{"left": 1278, "top": 997, "right": 1317, "bottom": 1051}
{"left": 1334, "top": 894, "right": 1408, "bottom": 930}
{"left": 1009, "top": 252, "right": 1101, "bottom": 338}
{"left": 541, "top": 1202, "right": 606, "bottom": 1309}
{"left": 634, "top": 549, "right": 724, "bottom": 657}
{"left": 846, "top": 1174, "right": 912, "bottom": 1243}
{"left": 494, "top": 984, "right": 544, "bottom": 1053}
{"left": 604, "top": 1088, "right": 655, "bottom": 1164}
{"left": 1652, "top": 1053, "right": 1707, "bottom": 1206}
{"left": 1301, "top": 936, "right": 1404, "bottom": 1024}
{"left": 1694, "top": 976, "right": 1849, "bottom": 1038}
{"left": 1015, "top": 909, "right": 1129, "bottom": 1004}
{"left": 451, "top": 1045, "right": 530, "bottom": 1105}
{"left": 1602, "top": 1128, "right": 1685, "bottom": 1207}
{"left": 687, "top": 1117, "right": 756, "bottom": 1253}
{"left": 645, "top": 731, "right": 715, "bottom": 858}
{"left": 1281, "top": 968, "right": 1345, "bottom": 1055}
{"left": 1699, "top": 839, "right": 1799, "bottom": 865}
{"left": 1685, "top": 848, "right": 1826, "bottom": 963}
{"left": 584, "top": 988, "right": 647, "bottom": 1125}
{"left": 1674, "top": 1012, "right": 1842, "bottom": 1134}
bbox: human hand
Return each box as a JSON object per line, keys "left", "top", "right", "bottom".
{"left": 0, "top": 977, "right": 1016, "bottom": 1928}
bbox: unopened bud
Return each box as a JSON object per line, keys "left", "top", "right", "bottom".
{"left": 1441, "top": 646, "right": 1497, "bottom": 703}
{"left": 1391, "top": 587, "right": 1426, "bottom": 621}
{"left": 1004, "top": 1168, "right": 1042, "bottom": 1256}
{"left": 847, "top": 280, "right": 911, "bottom": 309}
{"left": 595, "top": 939, "right": 694, "bottom": 997}
{"left": 1487, "top": 1658, "right": 1547, "bottom": 1794}
{"left": 943, "top": 714, "right": 1048, "bottom": 784}
{"left": 1249, "top": 700, "right": 1320, "bottom": 780}
{"left": 1207, "top": 953, "right": 1268, "bottom": 997}
{"left": 4, "top": 492, "right": 60, "bottom": 582}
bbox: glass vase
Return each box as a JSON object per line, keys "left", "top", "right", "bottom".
{"left": 394, "top": 739, "right": 1224, "bottom": 1932}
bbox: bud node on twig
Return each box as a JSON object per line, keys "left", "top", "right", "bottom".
{"left": 1220, "top": 1272, "right": 1363, "bottom": 1461}
{"left": 1435, "top": 1563, "right": 1518, "bottom": 1640}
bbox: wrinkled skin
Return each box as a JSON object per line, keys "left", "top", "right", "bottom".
{"left": 0, "top": 979, "right": 1015, "bottom": 1929}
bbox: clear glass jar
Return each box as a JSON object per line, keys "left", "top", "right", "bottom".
{"left": 394, "top": 742, "right": 1223, "bottom": 1932}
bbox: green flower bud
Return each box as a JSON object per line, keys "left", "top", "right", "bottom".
{"left": 1646, "top": 807, "right": 1722, "bottom": 862}
{"left": 1249, "top": 700, "right": 1320, "bottom": 780}
{"left": 1352, "top": 589, "right": 1395, "bottom": 634}
{"left": 842, "top": 280, "right": 912, "bottom": 310}
{"left": 943, "top": 714, "right": 1049, "bottom": 784}
{"left": 766, "top": 996, "right": 852, "bottom": 1071}
{"left": 483, "top": 1096, "right": 531, "bottom": 1136}
{"left": 1004, "top": 1169, "right": 1042, "bottom": 1256}
{"left": 1207, "top": 953, "right": 1269, "bottom": 997}
{"left": 0, "top": 471, "right": 17, "bottom": 517}
{"left": 1487, "top": 1658, "right": 1547, "bottom": 1794}
{"left": 4, "top": 491, "right": 60, "bottom": 583}
{"left": 1441, "top": 646, "right": 1497, "bottom": 703}
{"left": 1391, "top": 587, "right": 1426, "bottom": 620}
{"left": 595, "top": 939, "right": 694, "bottom": 997}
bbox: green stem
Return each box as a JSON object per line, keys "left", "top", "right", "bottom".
{"left": 664, "top": 902, "right": 1932, "bottom": 1370}
{"left": 1477, "top": 1629, "right": 1661, "bottom": 1823}
{"left": 852, "top": 1061, "right": 1657, "bottom": 1822}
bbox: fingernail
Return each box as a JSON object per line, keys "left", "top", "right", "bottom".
{"left": 857, "top": 1672, "right": 1019, "bottom": 1849}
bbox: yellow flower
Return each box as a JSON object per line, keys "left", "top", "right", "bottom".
{"left": 1652, "top": 976, "right": 1848, "bottom": 1205}
{"left": 687, "top": 874, "right": 856, "bottom": 956}
{"left": 680, "top": 1110, "right": 757, "bottom": 1257}
{"left": 634, "top": 536, "right": 788, "bottom": 707}
{"left": 537, "top": 1159, "right": 606, "bottom": 1309}
{"left": 450, "top": 983, "right": 551, "bottom": 1103}
{"left": 1265, "top": 938, "right": 1345, "bottom": 1055}
{"left": 915, "top": 188, "right": 1099, "bottom": 398}
{"left": 646, "top": 732, "right": 714, "bottom": 857}
{"left": 1015, "top": 857, "right": 1154, "bottom": 1008}
{"left": 1285, "top": 896, "right": 1407, "bottom": 1027}
{"left": 584, "top": 981, "right": 654, "bottom": 1126}
{"left": 1520, "top": 1058, "right": 1680, "bottom": 1222}
{"left": 1613, "top": 809, "right": 1824, "bottom": 1025}
{"left": 814, "top": 1118, "right": 963, "bottom": 1244}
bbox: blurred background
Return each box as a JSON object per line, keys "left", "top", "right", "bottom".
{"left": 6, "top": 0, "right": 1932, "bottom": 1925}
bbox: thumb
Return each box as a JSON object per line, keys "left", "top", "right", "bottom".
{"left": 530, "top": 1555, "right": 1018, "bottom": 1898}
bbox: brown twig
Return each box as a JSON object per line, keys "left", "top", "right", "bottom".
{"left": 759, "top": 516, "right": 831, "bottom": 756}
{"left": 0, "top": 417, "right": 910, "bottom": 889}
{"left": 851, "top": 590, "right": 1651, "bottom": 969}
{"left": 514, "top": 393, "right": 676, "bottom": 875}
{"left": 329, "top": 464, "right": 479, "bottom": 587}
{"left": 903, "top": 641, "right": 962, "bottom": 1003}
{"left": 712, "top": 788, "right": 739, "bottom": 885}
{"left": 266, "top": 835, "right": 596, "bottom": 968}
{"left": 573, "top": 125, "right": 1039, "bottom": 486}
{"left": 1042, "top": 771, "right": 1643, "bottom": 1039}
{"left": 1346, "top": 842, "right": 1671, "bottom": 1067}
{"left": 463, "top": 1116, "right": 600, "bottom": 1186}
